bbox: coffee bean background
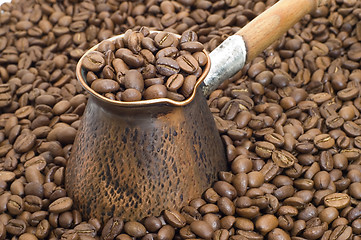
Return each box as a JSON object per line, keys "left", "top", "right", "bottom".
{"left": 0, "top": 0, "right": 361, "bottom": 239}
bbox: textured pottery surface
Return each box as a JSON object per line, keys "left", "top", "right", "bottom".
{"left": 65, "top": 88, "right": 227, "bottom": 222}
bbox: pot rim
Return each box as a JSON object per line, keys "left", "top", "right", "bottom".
{"left": 76, "top": 31, "right": 211, "bottom": 107}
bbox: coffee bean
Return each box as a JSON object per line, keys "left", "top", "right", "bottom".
{"left": 0, "top": 84, "right": 12, "bottom": 108}
{"left": 255, "top": 214, "right": 278, "bottom": 235}
{"left": 337, "top": 87, "right": 359, "bottom": 101}
{"left": 319, "top": 151, "right": 333, "bottom": 171}
{"left": 167, "top": 91, "right": 186, "bottom": 101}
{"left": 102, "top": 217, "right": 124, "bottom": 240}
{"left": 112, "top": 58, "right": 129, "bottom": 76}
{"left": 121, "top": 89, "right": 142, "bottom": 102}
{"left": 165, "top": 74, "right": 184, "bottom": 92}
{"left": 343, "top": 121, "right": 361, "bottom": 137}
{"left": 124, "top": 70, "right": 144, "bottom": 92}
{"left": 325, "top": 114, "right": 344, "bottom": 129}
{"left": 349, "top": 182, "right": 361, "bottom": 199}
{"left": 82, "top": 51, "right": 105, "bottom": 72}
{"left": 193, "top": 51, "right": 207, "bottom": 67}
{"left": 156, "top": 47, "right": 179, "bottom": 59}
{"left": 6, "top": 219, "right": 26, "bottom": 236}
{"left": 143, "top": 216, "right": 162, "bottom": 232}
{"left": 128, "top": 32, "right": 143, "bottom": 53}
{"left": 314, "top": 134, "right": 335, "bottom": 149}
{"left": 213, "top": 181, "right": 237, "bottom": 200}
{"left": 181, "top": 75, "right": 197, "bottom": 98}
{"left": 163, "top": 209, "right": 186, "bottom": 228}
{"left": 329, "top": 225, "right": 352, "bottom": 240}
{"left": 48, "top": 197, "right": 73, "bottom": 213}
{"left": 124, "top": 221, "right": 146, "bottom": 238}
{"left": 180, "top": 41, "right": 204, "bottom": 53}
{"left": 156, "top": 57, "right": 180, "bottom": 76}
{"left": 272, "top": 150, "right": 296, "bottom": 168}
{"left": 255, "top": 141, "right": 275, "bottom": 158}
{"left": 154, "top": 32, "right": 177, "bottom": 49}
{"left": 144, "top": 84, "right": 167, "bottom": 100}
{"left": 190, "top": 220, "right": 213, "bottom": 239}
{"left": 144, "top": 78, "right": 164, "bottom": 88}
{"left": 13, "top": 133, "right": 36, "bottom": 153}
{"left": 180, "top": 31, "right": 198, "bottom": 44}
{"left": 74, "top": 223, "right": 97, "bottom": 238}
{"left": 177, "top": 55, "right": 199, "bottom": 74}
{"left": 140, "top": 49, "right": 155, "bottom": 64}
{"left": 91, "top": 79, "right": 120, "bottom": 93}
{"left": 7, "top": 195, "right": 24, "bottom": 215}
{"left": 142, "top": 37, "right": 158, "bottom": 53}
{"left": 149, "top": 226, "right": 169, "bottom": 240}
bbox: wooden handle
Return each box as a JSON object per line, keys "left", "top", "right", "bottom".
{"left": 236, "top": 0, "right": 330, "bottom": 63}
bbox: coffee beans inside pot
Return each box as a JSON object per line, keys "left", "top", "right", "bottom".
{"left": 82, "top": 29, "right": 207, "bottom": 102}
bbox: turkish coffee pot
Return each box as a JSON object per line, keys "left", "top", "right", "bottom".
{"left": 66, "top": 0, "right": 330, "bottom": 222}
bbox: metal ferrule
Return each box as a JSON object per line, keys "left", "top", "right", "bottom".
{"left": 201, "top": 35, "right": 247, "bottom": 97}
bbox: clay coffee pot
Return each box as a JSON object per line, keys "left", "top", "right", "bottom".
{"left": 66, "top": 0, "right": 330, "bottom": 222}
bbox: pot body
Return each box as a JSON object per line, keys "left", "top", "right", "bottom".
{"left": 65, "top": 89, "right": 227, "bottom": 222}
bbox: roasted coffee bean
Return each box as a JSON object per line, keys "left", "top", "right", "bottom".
{"left": 117, "top": 50, "right": 145, "bottom": 68}
{"left": 180, "top": 41, "right": 204, "bottom": 53}
{"left": 255, "top": 141, "right": 275, "bottom": 158}
{"left": 154, "top": 32, "right": 177, "bottom": 49}
{"left": 213, "top": 181, "right": 237, "bottom": 200}
{"left": 74, "top": 223, "right": 97, "bottom": 237}
{"left": 143, "top": 216, "right": 162, "bottom": 232}
{"left": 193, "top": 51, "right": 207, "bottom": 67}
{"left": 6, "top": 219, "right": 26, "bottom": 236}
{"left": 255, "top": 214, "right": 278, "bottom": 234}
{"left": 7, "top": 195, "right": 24, "bottom": 215}
{"left": 190, "top": 220, "right": 213, "bottom": 239}
{"left": 319, "top": 207, "right": 339, "bottom": 224}
{"left": 264, "top": 133, "right": 285, "bottom": 147}
{"left": 157, "top": 224, "right": 175, "bottom": 240}
{"left": 144, "top": 84, "right": 167, "bottom": 100}
{"left": 180, "top": 31, "right": 198, "bottom": 44}
{"left": 0, "top": 84, "right": 12, "bottom": 108}
{"left": 314, "top": 134, "right": 335, "bottom": 149}
{"left": 163, "top": 209, "right": 186, "bottom": 228}
{"left": 177, "top": 55, "right": 199, "bottom": 74}
{"left": 91, "top": 79, "right": 120, "bottom": 93}
{"left": 156, "top": 57, "right": 180, "bottom": 76}
{"left": 272, "top": 150, "right": 296, "bottom": 168}
{"left": 120, "top": 89, "right": 141, "bottom": 101}
{"left": 325, "top": 114, "right": 344, "bottom": 129}
{"left": 329, "top": 225, "right": 352, "bottom": 240}
{"left": 13, "top": 133, "right": 37, "bottom": 153}
{"left": 156, "top": 47, "right": 179, "bottom": 59}
{"left": 165, "top": 74, "right": 184, "bottom": 92}
{"left": 128, "top": 32, "right": 144, "bottom": 54}
{"left": 48, "top": 197, "right": 73, "bottom": 213}
{"left": 124, "top": 70, "right": 144, "bottom": 92}
{"left": 319, "top": 151, "right": 333, "bottom": 171}
{"left": 349, "top": 182, "right": 361, "bottom": 199}
{"left": 124, "top": 221, "right": 146, "bottom": 238}
{"left": 113, "top": 58, "right": 129, "bottom": 76}
{"left": 82, "top": 51, "right": 105, "bottom": 72}
{"left": 343, "top": 121, "right": 361, "bottom": 137}
{"left": 102, "top": 217, "right": 124, "bottom": 240}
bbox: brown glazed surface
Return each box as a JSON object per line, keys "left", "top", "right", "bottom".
{"left": 65, "top": 88, "right": 227, "bottom": 222}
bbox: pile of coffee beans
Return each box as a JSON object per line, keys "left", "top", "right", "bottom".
{"left": 82, "top": 29, "right": 207, "bottom": 101}
{"left": 0, "top": 0, "right": 361, "bottom": 239}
